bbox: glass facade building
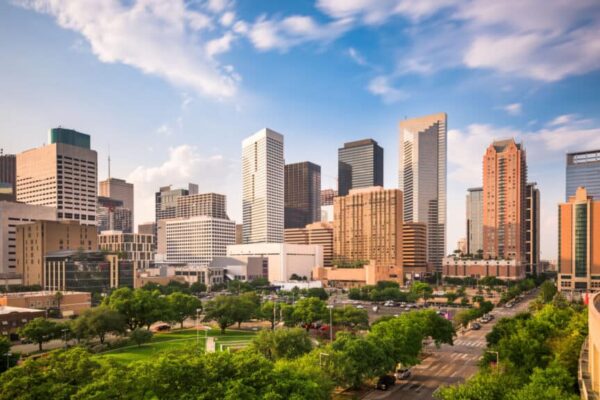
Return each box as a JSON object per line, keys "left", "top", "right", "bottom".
{"left": 49, "top": 127, "right": 91, "bottom": 149}
{"left": 284, "top": 162, "right": 321, "bottom": 229}
{"left": 566, "top": 150, "right": 600, "bottom": 200}
{"left": 338, "top": 139, "right": 384, "bottom": 196}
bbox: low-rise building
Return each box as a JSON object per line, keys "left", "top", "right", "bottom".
{"left": 44, "top": 250, "right": 134, "bottom": 293}
{"left": 0, "top": 306, "right": 45, "bottom": 338}
{"left": 442, "top": 257, "right": 525, "bottom": 280}
{"left": 0, "top": 291, "right": 91, "bottom": 316}
{"left": 227, "top": 243, "right": 323, "bottom": 282}
{"left": 313, "top": 263, "right": 403, "bottom": 288}
{"left": 98, "top": 230, "right": 155, "bottom": 270}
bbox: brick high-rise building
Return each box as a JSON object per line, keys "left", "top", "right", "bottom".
{"left": 333, "top": 186, "right": 403, "bottom": 283}
{"left": 16, "top": 128, "right": 97, "bottom": 225}
{"left": 16, "top": 220, "right": 98, "bottom": 286}
{"left": 285, "top": 221, "right": 333, "bottom": 267}
{"left": 0, "top": 151, "right": 16, "bottom": 201}
{"left": 402, "top": 222, "right": 427, "bottom": 280}
{"left": 284, "top": 162, "right": 321, "bottom": 229}
{"left": 558, "top": 187, "right": 600, "bottom": 293}
{"left": 399, "top": 113, "right": 447, "bottom": 273}
{"left": 482, "top": 139, "right": 527, "bottom": 261}
{"left": 338, "top": 139, "right": 383, "bottom": 196}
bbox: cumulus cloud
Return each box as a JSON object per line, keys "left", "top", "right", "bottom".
{"left": 367, "top": 76, "right": 408, "bottom": 103}
{"left": 503, "top": 103, "right": 522, "bottom": 116}
{"left": 128, "top": 145, "right": 240, "bottom": 224}
{"left": 16, "top": 0, "right": 240, "bottom": 99}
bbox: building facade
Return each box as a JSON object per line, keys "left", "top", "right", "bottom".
{"left": 98, "top": 231, "right": 155, "bottom": 270}
{"left": 176, "top": 192, "right": 228, "bottom": 219}
{"left": 242, "top": 128, "right": 284, "bottom": 244}
{"left": 16, "top": 128, "right": 97, "bottom": 225}
{"left": 97, "top": 196, "right": 132, "bottom": 233}
{"left": 320, "top": 188, "right": 337, "bottom": 206}
{"left": 0, "top": 152, "right": 16, "bottom": 201}
{"left": 399, "top": 113, "right": 447, "bottom": 272}
{"left": 44, "top": 251, "right": 134, "bottom": 293}
{"left": 16, "top": 220, "right": 98, "bottom": 286}
{"left": 0, "top": 291, "right": 91, "bottom": 317}
{"left": 138, "top": 222, "right": 156, "bottom": 236}
{"left": 163, "top": 216, "right": 235, "bottom": 265}
{"left": 525, "top": 182, "right": 540, "bottom": 275}
{"left": 566, "top": 149, "right": 600, "bottom": 200}
{"left": 558, "top": 187, "right": 600, "bottom": 293}
{"left": 0, "top": 201, "right": 56, "bottom": 275}
{"left": 442, "top": 257, "right": 525, "bottom": 280}
{"left": 402, "top": 222, "right": 427, "bottom": 280}
{"left": 284, "top": 161, "right": 321, "bottom": 229}
{"left": 334, "top": 186, "right": 403, "bottom": 284}
{"left": 285, "top": 221, "right": 333, "bottom": 267}
{"left": 99, "top": 177, "right": 134, "bottom": 222}
{"left": 338, "top": 139, "right": 383, "bottom": 196}
{"left": 226, "top": 243, "right": 323, "bottom": 283}
{"left": 466, "top": 187, "right": 483, "bottom": 256}
{"left": 482, "top": 139, "right": 527, "bottom": 261}
{"left": 581, "top": 292, "right": 600, "bottom": 399}
{"left": 0, "top": 306, "right": 45, "bottom": 338}
{"left": 155, "top": 183, "right": 198, "bottom": 223}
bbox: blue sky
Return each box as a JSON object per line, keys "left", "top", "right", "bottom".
{"left": 2, "top": 0, "right": 600, "bottom": 260}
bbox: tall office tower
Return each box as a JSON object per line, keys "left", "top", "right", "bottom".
{"left": 176, "top": 193, "right": 228, "bottom": 219}
{"left": 320, "top": 189, "right": 337, "bottom": 206}
{"left": 285, "top": 221, "right": 333, "bottom": 267}
{"left": 97, "top": 196, "right": 132, "bottom": 233}
{"left": 0, "top": 201, "right": 56, "bottom": 274}
{"left": 164, "top": 216, "right": 235, "bottom": 265}
{"left": 399, "top": 113, "right": 447, "bottom": 272}
{"left": 284, "top": 162, "right": 321, "bottom": 229}
{"left": 155, "top": 183, "right": 198, "bottom": 223}
{"left": 525, "top": 182, "right": 540, "bottom": 275}
{"left": 16, "top": 220, "right": 98, "bottom": 286}
{"left": 402, "top": 222, "right": 427, "bottom": 280}
{"left": 558, "top": 187, "right": 600, "bottom": 293}
{"left": 338, "top": 139, "right": 384, "bottom": 196}
{"left": 334, "top": 187, "right": 403, "bottom": 283}
{"left": 466, "top": 187, "right": 483, "bottom": 256}
{"left": 99, "top": 177, "right": 134, "bottom": 226}
{"left": 566, "top": 150, "right": 600, "bottom": 200}
{"left": 0, "top": 151, "right": 16, "bottom": 201}
{"left": 242, "top": 128, "right": 284, "bottom": 244}
{"left": 138, "top": 222, "right": 156, "bottom": 236}
{"left": 16, "top": 128, "right": 98, "bottom": 225}
{"left": 482, "top": 138, "right": 527, "bottom": 261}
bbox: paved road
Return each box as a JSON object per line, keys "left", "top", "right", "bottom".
{"left": 363, "top": 293, "right": 535, "bottom": 400}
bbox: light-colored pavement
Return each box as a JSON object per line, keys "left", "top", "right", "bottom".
{"left": 363, "top": 293, "right": 535, "bottom": 400}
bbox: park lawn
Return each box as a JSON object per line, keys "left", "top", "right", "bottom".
{"left": 96, "top": 328, "right": 256, "bottom": 364}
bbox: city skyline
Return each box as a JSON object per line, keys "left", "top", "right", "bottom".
{"left": 2, "top": 1, "right": 600, "bottom": 260}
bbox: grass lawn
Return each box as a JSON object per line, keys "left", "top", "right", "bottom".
{"left": 96, "top": 328, "right": 256, "bottom": 364}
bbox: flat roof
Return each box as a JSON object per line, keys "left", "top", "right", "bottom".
{"left": 1, "top": 291, "right": 90, "bottom": 298}
{"left": 0, "top": 306, "right": 44, "bottom": 315}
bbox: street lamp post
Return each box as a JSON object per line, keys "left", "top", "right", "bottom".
{"left": 4, "top": 352, "right": 11, "bottom": 370}
{"left": 272, "top": 301, "right": 277, "bottom": 331}
{"left": 326, "top": 305, "right": 334, "bottom": 342}
{"left": 196, "top": 308, "right": 202, "bottom": 349}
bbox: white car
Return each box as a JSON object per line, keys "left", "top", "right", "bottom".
{"left": 356, "top": 304, "right": 365, "bottom": 309}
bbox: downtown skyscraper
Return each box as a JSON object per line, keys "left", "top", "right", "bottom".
{"left": 338, "top": 139, "right": 383, "bottom": 196}
{"left": 284, "top": 161, "right": 321, "bottom": 229}
{"left": 399, "top": 113, "right": 447, "bottom": 272}
{"left": 242, "top": 128, "right": 284, "bottom": 244}
{"left": 566, "top": 149, "right": 600, "bottom": 200}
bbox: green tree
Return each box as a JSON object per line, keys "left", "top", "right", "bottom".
{"left": 79, "top": 306, "right": 126, "bottom": 344}
{"left": 104, "top": 287, "right": 168, "bottom": 330}
{"left": 260, "top": 301, "right": 278, "bottom": 330}
{"left": 251, "top": 328, "right": 313, "bottom": 360}
{"left": 166, "top": 292, "right": 202, "bottom": 328}
{"left": 190, "top": 281, "right": 207, "bottom": 294}
{"left": 204, "top": 295, "right": 255, "bottom": 333}
{"left": 306, "top": 287, "right": 329, "bottom": 300}
{"left": 292, "top": 297, "right": 327, "bottom": 331}
{"left": 410, "top": 282, "right": 433, "bottom": 302}
{"left": 130, "top": 328, "right": 153, "bottom": 347}
{"left": 53, "top": 291, "right": 63, "bottom": 314}
{"left": 539, "top": 281, "right": 557, "bottom": 303}
{"left": 334, "top": 306, "right": 369, "bottom": 330}
{"left": 19, "top": 318, "right": 59, "bottom": 351}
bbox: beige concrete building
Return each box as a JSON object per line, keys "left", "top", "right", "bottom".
{"left": 558, "top": 187, "right": 600, "bottom": 293}
{"left": 334, "top": 186, "right": 403, "bottom": 284}
{"left": 99, "top": 177, "right": 134, "bottom": 212}
{"left": 580, "top": 292, "right": 600, "bottom": 399}
{"left": 442, "top": 257, "right": 525, "bottom": 280}
{"left": 138, "top": 222, "right": 155, "bottom": 236}
{"left": 285, "top": 221, "right": 333, "bottom": 267}
{"left": 0, "top": 201, "right": 56, "bottom": 274}
{"left": 313, "top": 264, "right": 405, "bottom": 288}
{"left": 482, "top": 139, "right": 527, "bottom": 261}
{"left": 98, "top": 230, "right": 155, "bottom": 270}
{"left": 176, "top": 193, "right": 228, "bottom": 219}
{"left": 16, "top": 220, "right": 98, "bottom": 286}
{"left": 16, "top": 128, "right": 97, "bottom": 225}
{"left": 0, "top": 291, "right": 91, "bottom": 316}
{"left": 402, "top": 222, "right": 427, "bottom": 280}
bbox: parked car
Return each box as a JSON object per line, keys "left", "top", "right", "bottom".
{"left": 395, "top": 367, "right": 412, "bottom": 380}
{"left": 470, "top": 322, "right": 481, "bottom": 330}
{"left": 384, "top": 300, "right": 395, "bottom": 307}
{"left": 355, "top": 304, "right": 365, "bottom": 309}
{"left": 155, "top": 324, "right": 171, "bottom": 332}
{"left": 376, "top": 375, "right": 396, "bottom": 390}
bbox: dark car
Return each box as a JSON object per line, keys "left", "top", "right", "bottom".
{"left": 376, "top": 375, "right": 396, "bottom": 391}
{"left": 155, "top": 324, "right": 171, "bottom": 332}
{"left": 470, "top": 322, "right": 481, "bottom": 330}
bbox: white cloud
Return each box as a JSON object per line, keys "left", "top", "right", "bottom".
{"left": 503, "top": 103, "right": 522, "bottom": 116}
{"left": 127, "top": 145, "right": 240, "bottom": 225}
{"left": 220, "top": 11, "right": 235, "bottom": 27}
{"left": 17, "top": 0, "right": 239, "bottom": 99}
{"left": 367, "top": 76, "right": 408, "bottom": 103}
{"left": 206, "top": 32, "right": 236, "bottom": 58}
{"left": 156, "top": 124, "right": 173, "bottom": 137}
{"left": 548, "top": 114, "right": 576, "bottom": 127}
{"left": 347, "top": 47, "right": 367, "bottom": 66}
